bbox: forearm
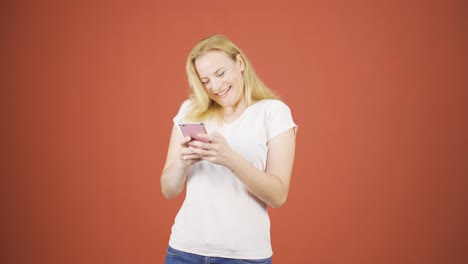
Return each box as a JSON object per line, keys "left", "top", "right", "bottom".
{"left": 226, "top": 152, "right": 289, "bottom": 208}
{"left": 161, "top": 160, "right": 189, "bottom": 199}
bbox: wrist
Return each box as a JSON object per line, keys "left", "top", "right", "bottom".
{"left": 176, "top": 157, "right": 190, "bottom": 170}
{"left": 225, "top": 150, "right": 243, "bottom": 172}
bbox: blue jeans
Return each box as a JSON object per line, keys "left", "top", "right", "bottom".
{"left": 165, "top": 246, "right": 272, "bottom": 264}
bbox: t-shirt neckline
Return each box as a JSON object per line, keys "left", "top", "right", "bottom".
{"left": 222, "top": 101, "right": 258, "bottom": 126}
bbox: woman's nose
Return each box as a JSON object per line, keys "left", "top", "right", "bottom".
{"left": 211, "top": 78, "right": 222, "bottom": 92}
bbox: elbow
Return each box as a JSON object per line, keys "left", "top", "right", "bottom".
{"left": 268, "top": 184, "right": 290, "bottom": 208}
{"left": 269, "top": 193, "right": 288, "bottom": 209}
{"left": 160, "top": 173, "right": 178, "bottom": 199}
{"left": 161, "top": 189, "right": 173, "bottom": 200}
{"left": 160, "top": 171, "right": 186, "bottom": 199}
{"left": 270, "top": 199, "right": 286, "bottom": 209}
{"left": 161, "top": 185, "right": 179, "bottom": 200}
{"left": 161, "top": 179, "right": 180, "bottom": 200}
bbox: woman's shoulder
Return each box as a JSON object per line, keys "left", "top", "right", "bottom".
{"left": 173, "top": 99, "right": 193, "bottom": 123}
{"left": 253, "top": 99, "right": 291, "bottom": 111}
{"left": 175, "top": 99, "right": 196, "bottom": 114}
{"left": 178, "top": 99, "right": 192, "bottom": 109}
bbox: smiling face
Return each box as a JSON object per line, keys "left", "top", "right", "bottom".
{"left": 195, "top": 51, "right": 245, "bottom": 110}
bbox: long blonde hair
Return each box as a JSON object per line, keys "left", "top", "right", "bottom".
{"left": 184, "top": 35, "right": 278, "bottom": 121}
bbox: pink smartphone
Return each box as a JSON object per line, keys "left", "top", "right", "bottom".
{"left": 178, "top": 122, "right": 209, "bottom": 143}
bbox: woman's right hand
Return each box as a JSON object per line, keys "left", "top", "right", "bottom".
{"left": 179, "top": 136, "right": 203, "bottom": 166}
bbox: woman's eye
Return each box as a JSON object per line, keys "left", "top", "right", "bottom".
{"left": 217, "top": 71, "right": 225, "bottom": 77}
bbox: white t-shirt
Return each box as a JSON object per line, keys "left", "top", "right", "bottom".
{"left": 169, "top": 99, "right": 297, "bottom": 259}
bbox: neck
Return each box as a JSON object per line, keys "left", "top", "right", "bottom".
{"left": 223, "top": 99, "right": 247, "bottom": 115}
{"left": 222, "top": 99, "right": 248, "bottom": 122}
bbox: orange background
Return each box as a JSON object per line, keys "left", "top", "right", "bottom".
{"left": 2, "top": 1, "right": 467, "bottom": 263}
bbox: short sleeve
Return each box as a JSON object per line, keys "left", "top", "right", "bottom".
{"left": 266, "top": 100, "right": 298, "bottom": 140}
{"left": 172, "top": 100, "right": 191, "bottom": 125}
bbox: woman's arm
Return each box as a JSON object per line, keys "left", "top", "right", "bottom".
{"left": 189, "top": 128, "right": 296, "bottom": 208}
{"left": 229, "top": 128, "right": 296, "bottom": 208}
{"left": 160, "top": 125, "right": 202, "bottom": 199}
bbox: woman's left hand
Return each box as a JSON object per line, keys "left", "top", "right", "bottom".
{"left": 187, "top": 132, "right": 233, "bottom": 167}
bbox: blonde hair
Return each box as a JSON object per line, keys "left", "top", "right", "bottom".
{"left": 184, "top": 35, "right": 278, "bottom": 121}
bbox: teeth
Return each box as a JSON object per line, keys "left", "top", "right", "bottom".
{"left": 218, "top": 87, "right": 230, "bottom": 97}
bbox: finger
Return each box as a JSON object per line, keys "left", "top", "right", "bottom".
{"left": 183, "top": 154, "right": 202, "bottom": 161}
{"left": 180, "top": 136, "right": 192, "bottom": 146}
{"left": 210, "top": 132, "right": 225, "bottom": 139}
{"left": 182, "top": 152, "right": 203, "bottom": 159}
{"left": 196, "top": 133, "right": 214, "bottom": 143}
{"left": 204, "top": 150, "right": 217, "bottom": 157}
{"left": 189, "top": 147, "right": 217, "bottom": 157}
{"left": 188, "top": 146, "right": 207, "bottom": 155}
{"left": 201, "top": 155, "right": 217, "bottom": 162}
{"left": 188, "top": 140, "right": 209, "bottom": 149}
{"left": 188, "top": 146, "right": 200, "bottom": 154}
{"left": 181, "top": 147, "right": 204, "bottom": 157}
{"left": 180, "top": 147, "right": 194, "bottom": 155}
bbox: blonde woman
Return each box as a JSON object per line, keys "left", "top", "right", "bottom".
{"left": 161, "top": 35, "right": 297, "bottom": 264}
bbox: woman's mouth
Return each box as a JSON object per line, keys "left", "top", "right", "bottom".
{"left": 217, "top": 86, "right": 231, "bottom": 98}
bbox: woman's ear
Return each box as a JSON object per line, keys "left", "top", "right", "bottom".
{"left": 236, "top": 54, "right": 245, "bottom": 72}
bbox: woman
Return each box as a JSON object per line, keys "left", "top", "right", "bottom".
{"left": 161, "top": 35, "right": 297, "bottom": 264}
